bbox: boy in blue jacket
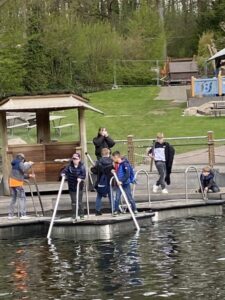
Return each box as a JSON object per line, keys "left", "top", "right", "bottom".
{"left": 200, "top": 166, "right": 220, "bottom": 193}
{"left": 62, "top": 153, "right": 86, "bottom": 220}
{"left": 112, "top": 151, "right": 138, "bottom": 215}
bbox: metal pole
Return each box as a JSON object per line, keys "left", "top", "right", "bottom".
{"left": 85, "top": 182, "right": 90, "bottom": 217}
{"left": 112, "top": 170, "right": 140, "bottom": 231}
{"left": 156, "top": 60, "right": 160, "bottom": 86}
{"left": 47, "top": 175, "right": 65, "bottom": 239}
{"left": 31, "top": 167, "right": 44, "bottom": 216}
{"left": 25, "top": 180, "right": 38, "bottom": 216}
{"left": 185, "top": 166, "right": 206, "bottom": 202}
{"left": 110, "top": 177, "right": 115, "bottom": 215}
{"left": 75, "top": 181, "right": 81, "bottom": 221}
{"left": 85, "top": 152, "right": 95, "bottom": 166}
{"left": 133, "top": 170, "right": 151, "bottom": 207}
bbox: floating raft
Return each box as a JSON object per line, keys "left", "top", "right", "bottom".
{"left": 48, "top": 212, "right": 155, "bottom": 240}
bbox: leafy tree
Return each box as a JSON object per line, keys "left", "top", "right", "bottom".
{"left": 22, "top": 1, "right": 50, "bottom": 92}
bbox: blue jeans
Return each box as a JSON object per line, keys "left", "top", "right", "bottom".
{"left": 114, "top": 184, "right": 137, "bottom": 212}
{"left": 9, "top": 186, "right": 26, "bottom": 217}
{"left": 95, "top": 192, "right": 112, "bottom": 212}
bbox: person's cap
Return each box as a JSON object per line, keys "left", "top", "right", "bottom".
{"left": 72, "top": 153, "right": 80, "bottom": 160}
{"left": 202, "top": 166, "right": 211, "bottom": 172}
{"left": 17, "top": 153, "right": 25, "bottom": 159}
{"left": 156, "top": 132, "right": 164, "bottom": 139}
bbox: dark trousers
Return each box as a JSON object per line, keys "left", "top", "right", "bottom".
{"left": 200, "top": 184, "right": 220, "bottom": 193}
{"left": 155, "top": 161, "right": 166, "bottom": 190}
{"left": 69, "top": 190, "right": 84, "bottom": 218}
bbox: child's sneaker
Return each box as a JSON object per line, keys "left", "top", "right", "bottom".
{"left": 153, "top": 185, "right": 159, "bottom": 193}
{"left": 134, "top": 210, "right": 138, "bottom": 215}
{"left": 162, "top": 189, "right": 168, "bottom": 194}
{"left": 8, "top": 215, "right": 16, "bottom": 220}
{"left": 20, "top": 215, "right": 31, "bottom": 220}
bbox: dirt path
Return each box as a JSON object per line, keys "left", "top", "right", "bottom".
{"left": 155, "top": 85, "right": 188, "bottom": 102}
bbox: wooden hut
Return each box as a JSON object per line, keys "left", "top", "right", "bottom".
{"left": 0, "top": 94, "right": 103, "bottom": 195}
{"left": 162, "top": 58, "right": 199, "bottom": 85}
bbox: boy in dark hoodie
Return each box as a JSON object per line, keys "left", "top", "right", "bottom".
{"left": 93, "top": 127, "right": 115, "bottom": 160}
{"left": 8, "top": 153, "right": 34, "bottom": 220}
{"left": 200, "top": 166, "right": 220, "bottom": 193}
{"left": 91, "top": 148, "right": 114, "bottom": 215}
{"left": 112, "top": 151, "right": 138, "bottom": 215}
{"left": 62, "top": 153, "right": 86, "bottom": 221}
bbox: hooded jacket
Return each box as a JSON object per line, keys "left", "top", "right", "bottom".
{"left": 116, "top": 158, "right": 131, "bottom": 186}
{"left": 62, "top": 161, "right": 86, "bottom": 192}
{"left": 9, "top": 156, "right": 32, "bottom": 187}
{"left": 93, "top": 135, "right": 115, "bottom": 158}
{"left": 91, "top": 156, "right": 114, "bottom": 186}
{"left": 200, "top": 171, "right": 217, "bottom": 189}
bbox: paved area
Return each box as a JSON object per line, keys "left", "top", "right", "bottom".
{"left": 155, "top": 85, "right": 188, "bottom": 102}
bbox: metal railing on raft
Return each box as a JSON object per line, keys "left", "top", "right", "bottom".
{"left": 185, "top": 166, "right": 207, "bottom": 202}
{"left": 111, "top": 170, "right": 140, "bottom": 231}
{"left": 47, "top": 175, "right": 89, "bottom": 239}
{"left": 132, "top": 169, "right": 151, "bottom": 207}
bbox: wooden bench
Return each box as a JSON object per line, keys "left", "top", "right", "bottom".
{"left": 53, "top": 123, "right": 75, "bottom": 136}
{"left": 211, "top": 101, "right": 225, "bottom": 117}
{"left": 7, "top": 122, "right": 29, "bottom": 135}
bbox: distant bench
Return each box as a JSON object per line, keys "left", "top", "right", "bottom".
{"left": 7, "top": 122, "right": 29, "bottom": 135}
{"left": 53, "top": 123, "right": 75, "bottom": 136}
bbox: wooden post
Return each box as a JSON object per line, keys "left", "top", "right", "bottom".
{"left": 78, "top": 108, "right": 87, "bottom": 168}
{"left": 127, "top": 135, "right": 135, "bottom": 166}
{"left": 207, "top": 131, "right": 215, "bottom": 167}
{"left": 191, "top": 76, "right": 195, "bottom": 97}
{"left": 36, "top": 110, "right": 50, "bottom": 143}
{"left": 218, "top": 74, "right": 222, "bottom": 96}
{"left": 0, "top": 111, "right": 10, "bottom": 195}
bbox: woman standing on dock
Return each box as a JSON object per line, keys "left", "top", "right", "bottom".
{"left": 8, "top": 153, "right": 34, "bottom": 220}
{"left": 93, "top": 127, "right": 115, "bottom": 160}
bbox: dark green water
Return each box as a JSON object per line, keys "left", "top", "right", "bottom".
{"left": 1, "top": 216, "right": 225, "bottom": 300}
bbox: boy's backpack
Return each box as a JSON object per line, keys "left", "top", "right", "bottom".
{"left": 96, "top": 162, "right": 110, "bottom": 197}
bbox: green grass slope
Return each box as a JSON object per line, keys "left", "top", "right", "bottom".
{"left": 13, "top": 87, "right": 225, "bottom": 150}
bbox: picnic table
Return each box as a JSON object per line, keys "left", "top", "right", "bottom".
{"left": 211, "top": 101, "right": 225, "bottom": 117}
{"left": 7, "top": 115, "right": 29, "bottom": 135}
{"left": 51, "top": 115, "right": 75, "bottom": 136}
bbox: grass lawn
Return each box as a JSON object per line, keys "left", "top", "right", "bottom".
{"left": 11, "top": 86, "right": 225, "bottom": 154}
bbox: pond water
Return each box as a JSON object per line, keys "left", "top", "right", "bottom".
{"left": 1, "top": 216, "right": 225, "bottom": 300}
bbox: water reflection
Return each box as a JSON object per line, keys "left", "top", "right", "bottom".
{"left": 2, "top": 217, "right": 225, "bottom": 299}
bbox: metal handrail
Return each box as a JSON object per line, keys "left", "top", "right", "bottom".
{"left": 132, "top": 169, "right": 151, "bottom": 207}
{"left": 185, "top": 166, "right": 207, "bottom": 202}
{"left": 111, "top": 170, "right": 140, "bottom": 231}
{"left": 47, "top": 175, "right": 90, "bottom": 239}
{"left": 109, "top": 176, "right": 127, "bottom": 214}
{"left": 47, "top": 174, "right": 66, "bottom": 239}
{"left": 109, "top": 176, "right": 115, "bottom": 214}
{"left": 25, "top": 180, "right": 38, "bottom": 217}
{"left": 75, "top": 180, "right": 90, "bottom": 221}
